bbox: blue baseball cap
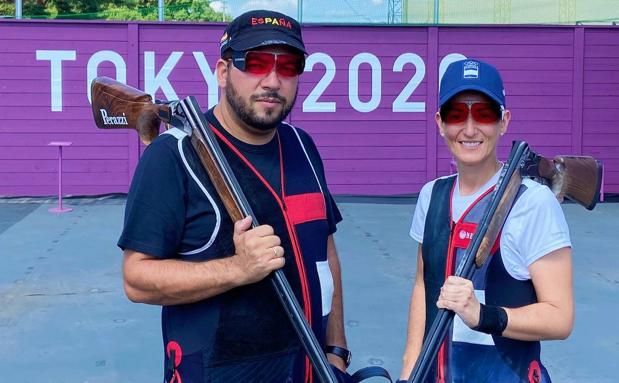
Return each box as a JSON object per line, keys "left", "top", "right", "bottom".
{"left": 439, "top": 59, "right": 506, "bottom": 108}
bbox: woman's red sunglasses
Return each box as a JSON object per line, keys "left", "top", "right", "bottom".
{"left": 441, "top": 101, "right": 502, "bottom": 124}
{"left": 230, "top": 50, "right": 305, "bottom": 77}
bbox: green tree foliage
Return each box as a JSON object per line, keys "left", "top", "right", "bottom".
{"left": 0, "top": 0, "right": 229, "bottom": 21}
{"left": 166, "top": 0, "right": 228, "bottom": 21}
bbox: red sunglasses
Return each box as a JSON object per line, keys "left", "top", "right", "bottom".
{"left": 441, "top": 101, "right": 502, "bottom": 124}
{"left": 231, "top": 50, "right": 305, "bottom": 77}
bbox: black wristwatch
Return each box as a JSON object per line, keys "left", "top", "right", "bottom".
{"left": 326, "top": 345, "right": 352, "bottom": 367}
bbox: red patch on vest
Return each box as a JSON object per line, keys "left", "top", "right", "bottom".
{"left": 166, "top": 340, "right": 182, "bottom": 366}
{"left": 284, "top": 192, "right": 326, "bottom": 225}
{"left": 452, "top": 221, "right": 501, "bottom": 255}
{"left": 528, "top": 360, "right": 541, "bottom": 383}
{"left": 166, "top": 341, "right": 183, "bottom": 382}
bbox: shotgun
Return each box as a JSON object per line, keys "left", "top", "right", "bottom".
{"left": 407, "top": 141, "right": 602, "bottom": 383}
{"left": 91, "top": 77, "right": 339, "bottom": 383}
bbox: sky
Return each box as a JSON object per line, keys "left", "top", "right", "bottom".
{"left": 209, "top": 0, "right": 391, "bottom": 24}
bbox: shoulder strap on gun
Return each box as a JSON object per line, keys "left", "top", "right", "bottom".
{"left": 332, "top": 365, "right": 393, "bottom": 383}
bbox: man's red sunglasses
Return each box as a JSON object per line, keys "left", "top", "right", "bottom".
{"left": 440, "top": 101, "right": 502, "bottom": 124}
{"left": 230, "top": 50, "right": 305, "bottom": 77}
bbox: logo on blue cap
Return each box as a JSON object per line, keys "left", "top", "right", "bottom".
{"left": 463, "top": 61, "right": 479, "bottom": 79}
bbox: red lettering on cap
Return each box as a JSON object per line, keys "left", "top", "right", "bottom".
{"left": 279, "top": 18, "right": 292, "bottom": 29}
{"left": 251, "top": 15, "right": 293, "bottom": 29}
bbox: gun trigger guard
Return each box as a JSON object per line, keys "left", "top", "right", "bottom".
{"left": 164, "top": 101, "right": 192, "bottom": 136}
{"left": 520, "top": 149, "right": 540, "bottom": 179}
{"left": 181, "top": 121, "right": 193, "bottom": 137}
{"left": 171, "top": 115, "right": 192, "bottom": 136}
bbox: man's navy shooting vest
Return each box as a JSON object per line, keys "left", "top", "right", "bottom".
{"left": 162, "top": 123, "right": 332, "bottom": 383}
{"left": 421, "top": 175, "right": 550, "bottom": 383}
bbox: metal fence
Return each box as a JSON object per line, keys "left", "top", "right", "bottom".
{"left": 2, "top": 0, "right": 618, "bottom": 25}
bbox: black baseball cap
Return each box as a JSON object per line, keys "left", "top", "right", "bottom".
{"left": 220, "top": 10, "right": 306, "bottom": 56}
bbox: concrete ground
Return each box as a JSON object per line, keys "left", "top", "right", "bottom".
{"left": 0, "top": 196, "right": 617, "bottom": 382}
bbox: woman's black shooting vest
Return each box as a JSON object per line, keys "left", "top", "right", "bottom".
{"left": 421, "top": 175, "right": 550, "bottom": 383}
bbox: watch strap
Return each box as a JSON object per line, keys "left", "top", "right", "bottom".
{"left": 326, "top": 345, "right": 351, "bottom": 367}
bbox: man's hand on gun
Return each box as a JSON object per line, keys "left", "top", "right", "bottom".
{"left": 232, "top": 216, "right": 285, "bottom": 285}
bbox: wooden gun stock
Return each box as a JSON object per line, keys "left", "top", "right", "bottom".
{"left": 475, "top": 170, "right": 522, "bottom": 267}
{"left": 188, "top": 121, "right": 245, "bottom": 223}
{"left": 91, "top": 77, "right": 245, "bottom": 226}
{"left": 91, "top": 76, "right": 169, "bottom": 145}
{"left": 538, "top": 156, "right": 603, "bottom": 210}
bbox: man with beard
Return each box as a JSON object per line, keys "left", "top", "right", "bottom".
{"left": 118, "top": 9, "right": 349, "bottom": 383}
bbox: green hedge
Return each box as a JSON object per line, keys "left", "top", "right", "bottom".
{"left": 0, "top": 0, "right": 229, "bottom": 21}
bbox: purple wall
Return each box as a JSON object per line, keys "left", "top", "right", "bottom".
{"left": 1, "top": 20, "right": 618, "bottom": 196}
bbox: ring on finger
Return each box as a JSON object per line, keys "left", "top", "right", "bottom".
{"left": 272, "top": 247, "right": 278, "bottom": 257}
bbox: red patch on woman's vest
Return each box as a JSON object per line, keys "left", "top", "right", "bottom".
{"left": 528, "top": 360, "right": 541, "bottom": 383}
{"left": 452, "top": 221, "right": 501, "bottom": 254}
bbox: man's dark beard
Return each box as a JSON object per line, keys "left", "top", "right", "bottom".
{"left": 225, "top": 77, "right": 297, "bottom": 131}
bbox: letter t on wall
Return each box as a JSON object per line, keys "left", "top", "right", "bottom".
{"left": 36, "top": 50, "right": 77, "bottom": 112}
